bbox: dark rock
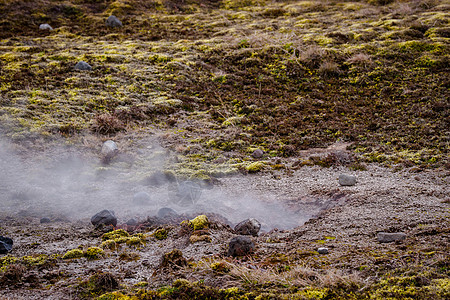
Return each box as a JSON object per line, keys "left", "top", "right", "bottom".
{"left": 317, "top": 247, "right": 329, "bottom": 254}
{"left": 74, "top": 61, "right": 92, "bottom": 71}
{"left": 106, "top": 15, "right": 123, "bottom": 28}
{"left": 40, "top": 217, "right": 51, "bottom": 224}
{"left": 161, "top": 249, "right": 187, "bottom": 270}
{"left": 157, "top": 207, "right": 178, "bottom": 219}
{"left": 251, "top": 149, "right": 264, "bottom": 158}
{"left": 126, "top": 219, "right": 138, "bottom": 226}
{"left": 169, "top": 181, "right": 202, "bottom": 206}
{"left": 91, "top": 210, "right": 117, "bottom": 227}
{"left": 377, "top": 232, "right": 406, "bottom": 243}
{"left": 234, "top": 218, "right": 261, "bottom": 236}
{"left": 39, "top": 24, "right": 53, "bottom": 30}
{"left": 338, "top": 174, "right": 356, "bottom": 186}
{"left": 0, "top": 236, "right": 13, "bottom": 254}
{"left": 228, "top": 236, "right": 255, "bottom": 257}
{"left": 133, "top": 191, "right": 151, "bottom": 205}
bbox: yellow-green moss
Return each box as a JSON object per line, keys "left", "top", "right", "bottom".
{"left": 189, "top": 215, "right": 209, "bottom": 230}
{"left": 246, "top": 161, "right": 265, "bottom": 173}
{"left": 21, "top": 254, "right": 48, "bottom": 267}
{"left": 84, "top": 247, "right": 104, "bottom": 260}
{"left": 101, "top": 239, "right": 117, "bottom": 250}
{"left": 0, "top": 255, "right": 18, "bottom": 271}
{"left": 62, "top": 248, "right": 84, "bottom": 259}
{"left": 153, "top": 228, "right": 168, "bottom": 240}
{"left": 102, "top": 229, "right": 129, "bottom": 241}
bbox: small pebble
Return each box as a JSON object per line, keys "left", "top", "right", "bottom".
{"left": 74, "top": 61, "right": 92, "bottom": 71}
{"left": 251, "top": 149, "right": 264, "bottom": 159}
{"left": 39, "top": 24, "right": 53, "bottom": 30}
{"left": 317, "top": 247, "right": 329, "bottom": 254}
{"left": 377, "top": 232, "right": 406, "bottom": 243}
{"left": 338, "top": 174, "right": 356, "bottom": 186}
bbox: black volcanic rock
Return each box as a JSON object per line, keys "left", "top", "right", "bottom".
{"left": 0, "top": 236, "right": 13, "bottom": 254}
{"left": 228, "top": 236, "right": 255, "bottom": 257}
{"left": 91, "top": 210, "right": 117, "bottom": 227}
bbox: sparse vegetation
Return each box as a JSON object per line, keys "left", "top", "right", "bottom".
{"left": 0, "top": 0, "right": 448, "bottom": 299}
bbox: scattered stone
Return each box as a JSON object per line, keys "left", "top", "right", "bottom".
{"left": 234, "top": 218, "right": 261, "bottom": 237}
{"left": 101, "top": 140, "right": 118, "bottom": 155}
{"left": 377, "top": 232, "right": 407, "bottom": 243}
{"left": 40, "top": 217, "right": 51, "bottom": 224}
{"left": 39, "top": 24, "right": 53, "bottom": 30}
{"left": 91, "top": 210, "right": 117, "bottom": 227}
{"left": 161, "top": 249, "right": 187, "bottom": 270}
{"left": 126, "top": 219, "right": 138, "bottom": 226}
{"left": 157, "top": 207, "right": 178, "bottom": 218}
{"left": 0, "top": 236, "right": 13, "bottom": 254}
{"left": 338, "top": 174, "right": 356, "bottom": 186}
{"left": 228, "top": 236, "right": 255, "bottom": 257}
{"left": 251, "top": 149, "right": 264, "bottom": 158}
{"left": 132, "top": 191, "right": 151, "bottom": 206}
{"left": 74, "top": 61, "right": 92, "bottom": 71}
{"left": 106, "top": 15, "right": 123, "bottom": 28}
{"left": 171, "top": 181, "right": 202, "bottom": 206}
{"left": 317, "top": 247, "right": 329, "bottom": 254}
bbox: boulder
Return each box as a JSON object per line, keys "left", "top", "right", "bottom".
{"left": 157, "top": 207, "right": 178, "bottom": 218}
{"left": 91, "top": 210, "right": 117, "bottom": 227}
{"left": 101, "top": 140, "right": 118, "bottom": 156}
{"left": 251, "top": 149, "right": 264, "bottom": 158}
{"left": 0, "top": 236, "right": 13, "bottom": 254}
{"left": 338, "top": 174, "right": 356, "bottom": 186}
{"left": 40, "top": 217, "right": 51, "bottom": 224}
{"left": 106, "top": 15, "right": 123, "bottom": 28}
{"left": 317, "top": 247, "right": 329, "bottom": 254}
{"left": 377, "top": 232, "right": 406, "bottom": 243}
{"left": 234, "top": 218, "right": 261, "bottom": 236}
{"left": 126, "top": 218, "right": 138, "bottom": 226}
{"left": 228, "top": 236, "right": 255, "bottom": 257}
{"left": 39, "top": 24, "right": 53, "bottom": 30}
{"left": 74, "top": 61, "right": 92, "bottom": 71}
{"left": 132, "top": 191, "right": 151, "bottom": 206}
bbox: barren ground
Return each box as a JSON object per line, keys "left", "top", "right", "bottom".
{"left": 0, "top": 0, "right": 449, "bottom": 299}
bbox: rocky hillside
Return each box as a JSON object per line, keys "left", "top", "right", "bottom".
{"left": 0, "top": 0, "right": 449, "bottom": 299}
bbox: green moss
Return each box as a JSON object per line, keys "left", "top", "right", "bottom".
{"left": 0, "top": 255, "right": 18, "bottom": 271}
{"left": 189, "top": 215, "right": 209, "bottom": 230}
{"left": 101, "top": 240, "right": 117, "bottom": 250}
{"left": 153, "top": 228, "right": 168, "bottom": 240}
{"left": 84, "top": 247, "right": 104, "bottom": 260}
{"left": 62, "top": 248, "right": 84, "bottom": 259}
{"left": 21, "top": 254, "right": 49, "bottom": 267}
{"left": 102, "top": 229, "right": 129, "bottom": 241}
{"left": 211, "top": 261, "right": 231, "bottom": 273}
{"left": 97, "top": 291, "right": 131, "bottom": 300}
{"left": 246, "top": 162, "right": 265, "bottom": 173}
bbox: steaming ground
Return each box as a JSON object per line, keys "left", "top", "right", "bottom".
{"left": 0, "top": 139, "right": 307, "bottom": 231}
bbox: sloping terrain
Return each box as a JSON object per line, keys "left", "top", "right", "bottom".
{"left": 0, "top": 0, "right": 449, "bottom": 299}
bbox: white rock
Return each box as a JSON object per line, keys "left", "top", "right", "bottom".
{"left": 39, "top": 24, "right": 53, "bottom": 30}
{"left": 101, "top": 140, "right": 118, "bottom": 155}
